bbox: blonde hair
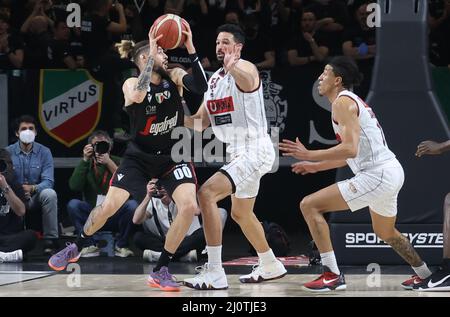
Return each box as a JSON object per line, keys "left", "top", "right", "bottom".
{"left": 115, "top": 40, "right": 136, "bottom": 59}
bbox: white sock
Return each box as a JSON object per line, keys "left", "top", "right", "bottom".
{"left": 207, "top": 245, "right": 222, "bottom": 269}
{"left": 412, "top": 262, "right": 432, "bottom": 279}
{"left": 257, "top": 249, "right": 277, "bottom": 266}
{"left": 320, "top": 251, "right": 340, "bottom": 275}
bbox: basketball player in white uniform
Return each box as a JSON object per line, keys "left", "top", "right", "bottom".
{"left": 279, "top": 56, "right": 432, "bottom": 292}
{"left": 183, "top": 24, "right": 286, "bottom": 290}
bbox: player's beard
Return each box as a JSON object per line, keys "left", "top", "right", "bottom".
{"left": 216, "top": 53, "right": 224, "bottom": 65}
{"left": 154, "top": 65, "right": 170, "bottom": 81}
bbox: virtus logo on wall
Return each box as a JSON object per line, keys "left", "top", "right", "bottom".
{"left": 39, "top": 69, "right": 103, "bottom": 147}
{"left": 261, "top": 71, "right": 288, "bottom": 133}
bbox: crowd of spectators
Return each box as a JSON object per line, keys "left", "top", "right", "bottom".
{"left": 0, "top": 0, "right": 446, "bottom": 73}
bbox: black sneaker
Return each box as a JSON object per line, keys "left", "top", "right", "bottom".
{"left": 413, "top": 266, "right": 450, "bottom": 292}
{"left": 43, "top": 239, "right": 59, "bottom": 256}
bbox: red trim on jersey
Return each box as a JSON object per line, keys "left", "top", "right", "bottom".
{"left": 235, "top": 75, "right": 261, "bottom": 93}
{"left": 189, "top": 162, "right": 199, "bottom": 190}
{"left": 335, "top": 133, "right": 342, "bottom": 142}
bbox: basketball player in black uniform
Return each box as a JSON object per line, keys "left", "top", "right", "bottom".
{"left": 414, "top": 139, "right": 450, "bottom": 291}
{"left": 49, "top": 23, "right": 208, "bottom": 292}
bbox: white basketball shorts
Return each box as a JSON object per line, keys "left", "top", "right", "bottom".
{"left": 337, "top": 159, "right": 405, "bottom": 217}
{"left": 220, "top": 139, "right": 275, "bottom": 199}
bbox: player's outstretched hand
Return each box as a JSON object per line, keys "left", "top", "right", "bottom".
{"left": 415, "top": 140, "right": 443, "bottom": 157}
{"left": 279, "top": 137, "right": 311, "bottom": 160}
{"left": 223, "top": 43, "right": 242, "bottom": 72}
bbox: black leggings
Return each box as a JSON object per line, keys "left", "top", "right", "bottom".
{"left": 0, "top": 230, "right": 37, "bottom": 253}
{"left": 133, "top": 228, "right": 206, "bottom": 260}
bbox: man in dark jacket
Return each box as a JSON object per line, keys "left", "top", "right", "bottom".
{"left": 67, "top": 130, "right": 137, "bottom": 258}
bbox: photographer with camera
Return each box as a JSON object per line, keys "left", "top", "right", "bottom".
{"left": 133, "top": 179, "right": 228, "bottom": 263}
{"left": 6, "top": 115, "right": 58, "bottom": 255}
{"left": 0, "top": 148, "right": 37, "bottom": 263}
{"left": 67, "top": 130, "right": 137, "bottom": 258}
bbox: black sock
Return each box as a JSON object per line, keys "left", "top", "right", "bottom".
{"left": 74, "top": 231, "right": 91, "bottom": 252}
{"left": 153, "top": 249, "right": 174, "bottom": 272}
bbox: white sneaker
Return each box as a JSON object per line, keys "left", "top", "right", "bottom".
{"left": 115, "top": 246, "right": 134, "bottom": 258}
{"left": 183, "top": 263, "right": 228, "bottom": 290}
{"left": 143, "top": 250, "right": 161, "bottom": 262}
{"left": 179, "top": 249, "right": 197, "bottom": 263}
{"left": 0, "top": 249, "right": 23, "bottom": 263}
{"left": 80, "top": 245, "right": 100, "bottom": 258}
{"left": 239, "top": 259, "right": 287, "bottom": 283}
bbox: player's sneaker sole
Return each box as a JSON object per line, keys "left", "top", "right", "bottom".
{"left": 147, "top": 278, "right": 180, "bottom": 292}
{"left": 239, "top": 271, "right": 287, "bottom": 283}
{"left": 302, "top": 284, "right": 347, "bottom": 292}
{"left": 47, "top": 254, "right": 80, "bottom": 271}
{"left": 183, "top": 281, "right": 228, "bottom": 290}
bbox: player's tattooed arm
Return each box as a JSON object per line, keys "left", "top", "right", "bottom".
{"left": 385, "top": 234, "right": 423, "bottom": 267}
{"left": 123, "top": 24, "right": 163, "bottom": 105}
{"left": 134, "top": 56, "right": 155, "bottom": 92}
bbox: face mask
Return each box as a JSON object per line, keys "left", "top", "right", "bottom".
{"left": 19, "top": 130, "right": 36, "bottom": 144}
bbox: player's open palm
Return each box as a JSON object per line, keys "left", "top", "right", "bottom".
{"left": 223, "top": 44, "right": 241, "bottom": 72}
{"left": 279, "top": 137, "right": 310, "bottom": 160}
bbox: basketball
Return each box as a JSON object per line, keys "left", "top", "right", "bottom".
{"left": 152, "top": 14, "right": 188, "bottom": 50}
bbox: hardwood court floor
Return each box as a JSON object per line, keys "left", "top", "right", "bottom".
{"left": 1, "top": 273, "right": 449, "bottom": 297}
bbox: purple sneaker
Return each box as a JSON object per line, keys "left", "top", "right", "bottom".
{"left": 48, "top": 243, "right": 81, "bottom": 271}
{"left": 147, "top": 266, "right": 180, "bottom": 292}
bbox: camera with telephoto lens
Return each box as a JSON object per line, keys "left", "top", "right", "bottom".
{"left": 0, "top": 159, "right": 7, "bottom": 174}
{"left": 93, "top": 141, "right": 110, "bottom": 155}
{"left": 149, "top": 181, "right": 164, "bottom": 198}
{"left": 153, "top": 187, "right": 164, "bottom": 199}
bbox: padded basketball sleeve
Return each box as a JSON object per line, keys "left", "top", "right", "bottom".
{"left": 182, "top": 53, "right": 208, "bottom": 95}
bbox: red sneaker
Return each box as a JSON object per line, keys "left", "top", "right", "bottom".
{"left": 401, "top": 275, "right": 423, "bottom": 290}
{"left": 303, "top": 266, "right": 346, "bottom": 292}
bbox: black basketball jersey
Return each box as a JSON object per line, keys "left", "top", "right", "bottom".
{"left": 126, "top": 76, "right": 184, "bottom": 153}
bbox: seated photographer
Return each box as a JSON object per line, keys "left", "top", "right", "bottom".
{"left": 6, "top": 115, "right": 58, "bottom": 255}
{"left": 67, "top": 130, "right": 137, "bottom": 258}
{"left": 133, "top": 179, "right": 228, "bottom": 263}
{"left": 0, "top": 149, "right": 37, "bottom": 263}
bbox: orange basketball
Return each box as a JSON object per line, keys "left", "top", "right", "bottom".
{"left": 152, "top": 14, "right": 188, "bottom": 50}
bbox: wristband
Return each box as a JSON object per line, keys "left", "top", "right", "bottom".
{"left": 189, "top": 53, "right": 199, "bottom": 63}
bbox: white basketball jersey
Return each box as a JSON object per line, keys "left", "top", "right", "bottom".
{"left": 332, "top": 90, "right": 395, "bottom": 173}
{"left": 204, "top": 65, "right": 270, "bottom": 151}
